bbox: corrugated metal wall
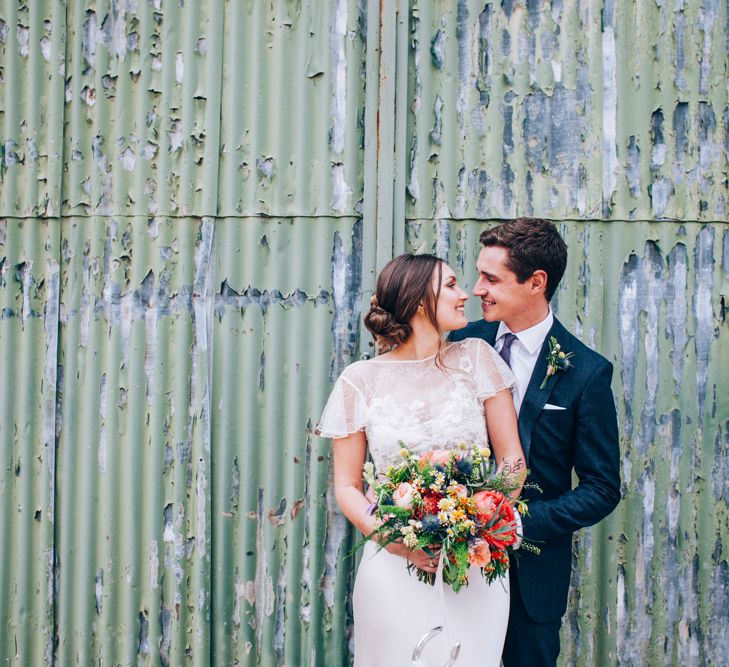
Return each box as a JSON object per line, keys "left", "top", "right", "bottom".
{"left": 401, "top": 3, "right": 728, "bottom": 665}
{"left": 0, "top": 1, "right": 727, "bottom": 666}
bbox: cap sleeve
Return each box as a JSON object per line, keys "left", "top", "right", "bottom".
{"left": 471, "top": 338, "right": 516, "bottom": 400}
{"left": 316, "top": 365, "right": 368, "bottom": 438}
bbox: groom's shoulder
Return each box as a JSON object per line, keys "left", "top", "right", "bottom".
{"left": 449, "top": 319, "right": 498, "bottom": 343}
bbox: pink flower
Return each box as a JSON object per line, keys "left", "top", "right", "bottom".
{"left": 392, "top": 482, "right": 416, "bottom": 509}
{"left": 471, "top": 490, "right": 499, "bottom": 521}
{"left": 420, "top": 450, "right": 452, "bottom": 466}
{"left": 468, "top": 539, "right": 492, "bottom": 567}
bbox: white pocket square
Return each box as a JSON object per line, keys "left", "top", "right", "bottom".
{"left": 543, "top": 403, "right": 566, "bottom": 411}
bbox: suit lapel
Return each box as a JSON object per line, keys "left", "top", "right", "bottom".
{"left": 517, "top": 319, "right": 568, "bottom": 461}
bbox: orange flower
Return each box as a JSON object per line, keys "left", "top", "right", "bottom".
{"left": 471, "top": 490, "right": 499, "bottom": 521}
{"left": 483, "top": 520, "right": 517, "bottom": 549}
{"left": 468, "top": 539, "right": 492, "bottom": 567}
{"left": 492, "top": 549, "right": 509, "bottom": 564}
{"left": 472, "top": 490, "right": 518, "bottom": 547}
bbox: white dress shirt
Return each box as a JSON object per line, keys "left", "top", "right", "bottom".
{"left": 495, "top": 309, "right": 553, "bottom": 415}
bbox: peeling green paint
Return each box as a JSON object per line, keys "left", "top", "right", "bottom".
{"left": 1, "top": 1, "right": 728, "bottom": 666}
{"left": 405, "top": 0, "right": 729, "bottom": 222}
{"left": 406, "top": 219, "right": 729, "bottom": 666}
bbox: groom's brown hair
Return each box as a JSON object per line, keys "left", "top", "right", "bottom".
{"left": 479, "top": 218, "right": 567, "bottom": 301}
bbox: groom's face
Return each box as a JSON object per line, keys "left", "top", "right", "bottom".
{"left": 473, "top": 246, "right": 534, "bottom": 328}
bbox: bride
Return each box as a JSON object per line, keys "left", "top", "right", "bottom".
{"left": 318, "top": 254, "right": 525, "bottom": 666}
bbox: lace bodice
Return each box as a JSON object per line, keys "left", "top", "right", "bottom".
{"left": 317, "top": 338, "right": 515, "bottom": 472}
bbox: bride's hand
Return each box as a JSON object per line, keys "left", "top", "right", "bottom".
{"left": 385, "top": 541, "right": 440, "bottom": 573}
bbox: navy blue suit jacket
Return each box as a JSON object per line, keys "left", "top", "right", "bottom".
{"left": 450, "top": 318, "right": 620, "bottom": 622}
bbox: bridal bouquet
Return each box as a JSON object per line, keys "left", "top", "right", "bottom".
{"left": 361, "top": 444, "right": 532, "bottom": 593}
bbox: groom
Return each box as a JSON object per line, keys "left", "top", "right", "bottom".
{"left": 450, "top": 218, "right": 621, "bottom": 667}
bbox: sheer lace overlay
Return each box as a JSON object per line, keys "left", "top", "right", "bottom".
{"left": 317, "top": 338, "right": 515, "bottom": 471}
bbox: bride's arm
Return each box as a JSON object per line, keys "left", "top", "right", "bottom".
{"left": 332, "top": 432, "right": 438, "bottom": 573}
{"left": 332, "top": 432, "right": 377, "bottom": 536}
{"left": 484, "top": 388, "right": 526, "bottom": 499}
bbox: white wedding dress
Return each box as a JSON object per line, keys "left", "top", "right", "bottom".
{"left": 318, "top": 338, "right": 516, "bottom": 666}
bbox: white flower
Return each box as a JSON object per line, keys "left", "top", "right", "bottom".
{"left": 403, "top": 533, "right": 419, "bottom": 549}
{"left": 438, "top": 498, "right": 456, "bottom": 511}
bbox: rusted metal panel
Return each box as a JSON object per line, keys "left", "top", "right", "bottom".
{"left": 0, "top": 2, "right": 66, "bottom": 217}
{"left": 0, "top": 217, "right": 60, "bottom": 665}
{"left": 217, "top": 1, "right": 366, "bottom": 218}
{"left": 405, "top": 218, "right": 729, "bottom": 666}
{"left": 1, "top": 1, "right": 728, "bottom": 666}
{"left": 52, "top": 216, "right": 214, "bottom": 666}
{"left": 405, "top": 0, "right": 729, "bottom": 222}
{"left": 61, "top": 0, "right": 224, "bottom": 217}
{"left": 0, "top": 214, "right": 362, "bottom": 666}
{"left": 211, "top": 216, "right": 362, "bottom": 666}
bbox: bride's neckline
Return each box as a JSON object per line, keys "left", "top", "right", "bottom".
{"left": 368, "top": 342, "right": 456, "bottom": 362}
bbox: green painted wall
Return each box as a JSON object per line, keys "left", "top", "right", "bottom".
{"left": 1, "top": 1, "right": 727, "bottom": 665}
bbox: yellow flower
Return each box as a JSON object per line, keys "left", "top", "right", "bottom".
{"left": 399, "top": 447, "right": 410, "bottom": 458}
{"left": 479, "top": 447, "right": 491, "bottom": 458}
{"left": 558, "top": 351, "right": 566, "bottom": 359}
{"left": 452, "top": 508, "right": 466, "bottom": 522}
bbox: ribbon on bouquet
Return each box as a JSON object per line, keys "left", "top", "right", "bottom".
{"left": 410, "top": 552, "right": 460, "bottom": 666}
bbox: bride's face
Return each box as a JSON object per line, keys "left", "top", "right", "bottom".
{"left": 433, "top": 264, "right": 469, "bottom": 332}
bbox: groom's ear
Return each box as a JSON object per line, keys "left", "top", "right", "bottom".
{"left": 529, "top": 269, "right": 548, "bottom": 295}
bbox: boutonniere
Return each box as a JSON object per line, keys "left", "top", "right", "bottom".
{"left": 539, "top": 336, "right": 574, "bottom": 389}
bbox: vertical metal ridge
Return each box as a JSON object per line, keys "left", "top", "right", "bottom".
{"left": 404, "top": 1, "right": 729, "bottom": 222}
{"left": 404, "top": 218, "right": 729, "bottom": 666}
{"left": 0, "top": 2, "right": 66, "bottom": 217}
{"left": 2, "top": 2, "right": 728, "bottom": 666}
{"left": 60, "top": 2, "right": 224, "bottom": 218}
{"left": 0, "top": 219, "right": 60, "bottom": 665}
{"left": 216, "top": 1, "right": 365, "bottom": 219}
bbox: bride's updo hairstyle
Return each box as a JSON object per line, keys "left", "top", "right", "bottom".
{"left": 364, "top": 253, "right": 444, "bottom": 353}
